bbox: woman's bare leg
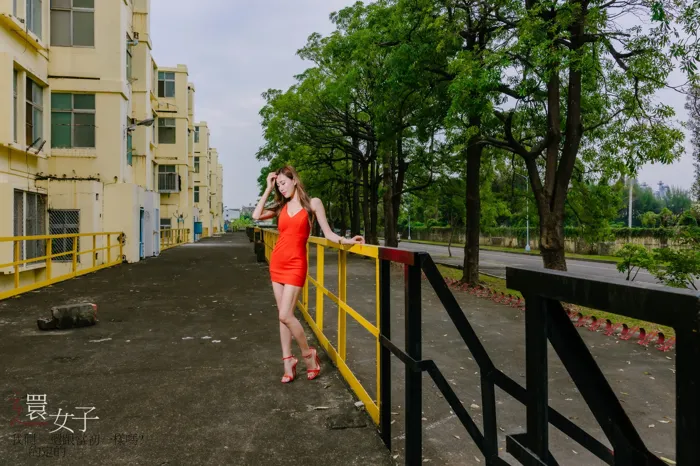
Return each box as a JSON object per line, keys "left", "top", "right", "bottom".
{"left": 277, "top": 284, "right": 308, "bottom": 352}
{"left": 278, "top": 284, "right": 320, "bottom": 373}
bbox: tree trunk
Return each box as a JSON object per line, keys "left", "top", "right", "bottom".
{"left": 352, "top": 157, "right": 361, "bottom": 235}
{"left": 362, "top": 162, "right": 371, "bottom": 242}
{"left": 368, "top": 158, "right": 380, "bottom": 245}
{"left": 386, "top": 135, "right": 408, "bottom": 248}
{"left": 462, "top": 131, "right": 482, "bottom": 285}
{"left": 340, "top": 196, "right": 347, "bottom": 235}
{"left": 383, "top": 147, "right": 398, "bottom": 248}
{"left": 539, "top": 206, "right": 567, "bottom": 271}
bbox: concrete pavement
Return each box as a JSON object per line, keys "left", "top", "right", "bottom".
{"left": 0, "top": 233, "right": 678, "bottom": 465}
{"left": 0, "top": 234, "right": 390, "bottom": 466}
{"left": 311, "top": 245, "right": 677, "bottom": 465}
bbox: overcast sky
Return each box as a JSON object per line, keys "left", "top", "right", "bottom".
{"left": 150, "top": 1, "right": 694, "bottom": 209}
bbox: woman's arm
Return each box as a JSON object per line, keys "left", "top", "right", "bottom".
{"left": 252, "top": 173, "right": 277, "bottom": 221}
{"left": 310, "top": 198, "right": 365, "bottom": 244}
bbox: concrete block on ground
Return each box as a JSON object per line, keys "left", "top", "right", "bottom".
{"left": 37, "top": 303, "right": 97, "bottom": 330}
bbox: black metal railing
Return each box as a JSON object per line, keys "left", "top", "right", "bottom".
{"left": 378, "top": 251, "right": 699, "bottom": 466}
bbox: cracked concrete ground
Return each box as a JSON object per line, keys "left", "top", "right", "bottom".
{"left": 305, "top": 245, "right": 677, "bottom": 465}
{"left": 0, "top": 232, "right": 678, "bottom": 465}
{"left": 0, "top": 233, "right": 391, "bottom": 466}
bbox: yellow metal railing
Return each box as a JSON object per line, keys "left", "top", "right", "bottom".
{"left": 160, "top": 228, "right": 190, "bottom": 251}
{"left": 260, "top": 228, "right": 382, "bottom": 424}
{"left": 0, "top": 232, "right": 124, "bottom": 301}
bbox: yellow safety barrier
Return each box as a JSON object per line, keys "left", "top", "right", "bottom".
{"left": 160, "top": 228, "right": 190, "bottom": 251}
{"left": 260, "top": 228, "right": 382, "bottom": 424}
{"left": 0, "top": 232, "right": 124, "bottom": 301}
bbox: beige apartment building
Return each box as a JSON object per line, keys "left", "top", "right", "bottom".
{"left": 44, "top": 0, "right": 161, "bottom": 265}
{"left": 154, "top": 64, "right": 194, "bottom": 236}
{"left": 193, "top": 121, "right": 212, "bottom": 237}
{"left": 0, "top": 0, "right": 51, "bottom": 286}
{"left": 0, "top": 0, "right": 224, "bottom": 296}
{"left": 209, "top": 148, "right": 224, "bottom": 233}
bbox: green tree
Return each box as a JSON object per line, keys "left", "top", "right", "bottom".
{"left": 616, "top": 244, "right": 656, "bottom": 281}
{"left": 664, "top": 186, "right": 692, "bottom": 214}
{"left": 482, "top": 0, "right": 687, "bottom": 270}
{"left": 688, "top": 86, "right": 700, "bottom": 201}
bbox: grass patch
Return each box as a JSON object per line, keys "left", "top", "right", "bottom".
{"left": 402, "top": 239, "right": 621, "bottom": 264}
{"left": 435, "top": 264, "right": 674, "bottom": 337}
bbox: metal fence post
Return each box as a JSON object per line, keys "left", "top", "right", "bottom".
{"left": 338, "top": 249, "right": 347, "bottom": 360}
{"left": 379, "top": 258, "right": 392, "bottom": 450}
{"left": 13, "top": 241, "right": 20, "bottom": 289}
{"left": 525, "top": 295, "right": 549, "bottom": 460}
{"left": 676, "top": 324, "right": 700, "bottom": 465}
{"left": 316, "top": 244, "right": 325, "bottom": 331}
{"left": 405, "top": 258, "right": 422, "bottom": 465}
{"left": 72, "top": 234, "right": 78, "bottom": 274}
{"left": 46, "top": 238, "right": 52, "bottom": 280}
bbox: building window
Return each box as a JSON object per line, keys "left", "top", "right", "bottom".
{"left": 126, "top": 45, "right": 132, "bottom": 81}
{"left": 26, "top": 77, "right": 43, "bottom": 147}
{"left": 158, "top": 118, "right": 176, "bottom": 144}
{"left": 50, "top": 0, "right": 95, "bottom": 47}
{"left": 158, "top": 72, "right": 175, "bottom": 98}
{"left": 126, "top": 118, "right": 133, "bottom": 166}
{"left": 160, "top": 218, "right": 172, "bottom": 230}
{"left": 152, "top": 64, "right": 157, "bottom": 95}
{"left": 49, "top": 210, "right": 80, "bottom": 262}
{"left": 51, "top": 93, "right": 95, "bottom": 148}
{"left": 194, "top": 126, "right": 200, "bottom": 143}
{"left": 13, "top": 190, "right": 47, "bottom": 264}
{"left": 194, "top": 157, "right": 200, "bottom": 173}
{"left": 158, "top": 165, "right": 179, "bottom": 192}
{"left": 194, "top": 186, "right": 200, "bottom": 203}
{"left": 151, "top": 114, "right": 156, "bottom": 145}
{"left": 26, "top": 0, "right": 42, "bottom": 39}
{"left": 13, "top": 69, "right": 18, "bottom": 143}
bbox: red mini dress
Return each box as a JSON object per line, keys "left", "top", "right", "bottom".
{"left": 269, "top": 204, "right": 311, "bottom": 287}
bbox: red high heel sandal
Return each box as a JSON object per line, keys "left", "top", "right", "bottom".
{"left": 304, "top": 347, "right": 321, "bottom": 380}
{"left": 281, "top": 355, "right": 297, "bottom": 383}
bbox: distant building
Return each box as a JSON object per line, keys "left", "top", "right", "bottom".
{"left": 655, "top": 181, "right": 670, "bottom": 198}
{"left": 225, "top": 208, "right": 240, "bottom": 222}
{"left": 241, "top": 205, "right": 256, "bottom": 218}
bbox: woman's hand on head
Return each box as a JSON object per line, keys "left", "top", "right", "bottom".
{"left": 266, "top": 172, "right": 277, "bottom": 190}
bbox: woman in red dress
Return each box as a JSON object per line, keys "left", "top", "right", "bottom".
{"left": 252, "top": 166, "right": 365, "bottom": 383}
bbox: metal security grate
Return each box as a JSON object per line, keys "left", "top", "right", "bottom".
{"left": 13, "top": 190, "right": 47, "bottom": 265}
{"left": 13, "top": 190, "right": 24, "bottom": 261}
{"left": 49, "top": 210, "right": 80, "bottom": 262}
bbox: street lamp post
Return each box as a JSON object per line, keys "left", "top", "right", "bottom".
{"left": 515, "top": 173, "right": 531, "bottom": 252}
{"left": 407, "top": 196, "right": 411, "bottom": 240}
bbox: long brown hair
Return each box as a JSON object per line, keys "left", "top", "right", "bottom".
{"left": 269, "top": 165, "right": 315, "bottom": 227}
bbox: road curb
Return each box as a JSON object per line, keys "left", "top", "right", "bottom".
{"left": 397, "top": 239, "right": 619, "bottom": 265}
{"left": 432, "top": 262, "right": 675, "bottom": 352}
{"left": 434, "top": 261, "right": 504, "bottom": 280}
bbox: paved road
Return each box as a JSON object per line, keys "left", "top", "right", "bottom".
{"left": 383, "top": 240, "right": 662, "bottom": 285}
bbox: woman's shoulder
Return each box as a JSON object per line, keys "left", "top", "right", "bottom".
{"left": 310, "top": 197, "right": 323, "bottom": 210}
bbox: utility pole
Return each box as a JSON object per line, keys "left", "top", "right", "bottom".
{"left": 514, "top": 172, "right": 530, "bottom": 252}
{"left": 628, "top": 177, "right": 634, "bottom": 228}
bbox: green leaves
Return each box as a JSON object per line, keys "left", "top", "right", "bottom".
{"left": 616, "top": 244, "right": 656, "bottom": 281}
